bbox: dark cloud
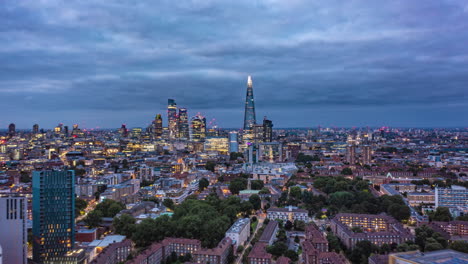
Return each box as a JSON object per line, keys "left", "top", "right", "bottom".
{"left": 0, "top": 0, "right": 467, "bottom": 128}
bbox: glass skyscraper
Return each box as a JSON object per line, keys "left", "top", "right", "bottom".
{"left": 190, "top": 115, "right": 206, "bottom": 142}
{"left": 33, "top": 170, "right": 75, "bottom": 263}
{"left": 243, "top": 76, "right": 256, "bottom": 131}
{"left": 229, "top": 131, "right": 239, "bottom": 153}
{"left": 168, "top": 99, "right": 178, "bottom": 139}
{"left": 178, "top": 107, "right": 189, "bottom": 139}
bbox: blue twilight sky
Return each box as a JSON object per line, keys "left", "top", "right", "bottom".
{"left": 1, "top": 0, "right": 468, "bottom": 129}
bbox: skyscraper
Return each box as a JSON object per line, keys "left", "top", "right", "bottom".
{"left": 33, "top": 124, "right": 39, "bottom": 134}
{"left": 262, "top": 117, "right": 273, "bottom": 142}
{"left": 229, "top": 131, "right": 239, "bottom": 153}
{"left": 243, "top": 76, "right": 256, "bottom": 131}
{"left": 190, "top": 115, "right": 206, "bottom": 142}
{"left": 33, "top": 170, "right": 75, "bottom": 263}
{"left": 153, "top": 114, "right": 163, "bottom": 138}
{"left": 178, "top": 108, "right": 189, "bottom": 139}
{"left": 8, "top": 123, "right": 16, "bottom": 137}
{"left": 0, "top": 194, "right": 27, "bottom": 264}
{"left": 119, "top": 124, "right": 128, "bottom": 137}
{"left": 168, "top": 99, "right": 179, "bottom": 139}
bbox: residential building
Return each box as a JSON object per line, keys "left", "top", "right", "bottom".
{"left": 330, "top": 213, "right": 413, "bottom": 249}
{"left": 33, "top": 170, "right": 75, "bottom": 263}
{"left": 0, "top": 194, "right": 27, "bottom": 264}
{"left": 389, "top": 249, "right": 468, "bottom": 264}
{"left": 258, "top": 221, "right": 278, "bottom": 245}
{"left": 225, "top": 218, "right": 250, "bottom": 249}
{"left": 435, "top": 185, "right": 468, "bottom": 209}
{"left": 90, "top": 239, "right": 132, "bottom": 264}
{"left": 193, "top": 237, "right": 232, "bottom": 264}
{"left": 248, "top": 242, "right": 272, "bottom": 264}
{"left": 267, "top": 206, "right": 309, "bottom": 222}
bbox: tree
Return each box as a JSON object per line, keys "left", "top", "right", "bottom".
{"left": 249, "top": 194, "right": 262, "bottom": 211}
{"left": 84, "top": 210, "right": 103, "bottom": 228}
{"left": 294, "top": 235, "right": 300, "bottom": 243}
{"left": 205, "top": 160, "right": 216, "bottom": 172}
{"left": 284, "top": 220, "right": 293, "bottom": 230}
{"left": 432, "top": 207, "right": 453, "bottom": 222}
{"left": 229, "top": 178, "right": 247, "bottom": 195}
{"left": 199, "top": 178, "right": 209, "bottom": 191}
{"left": 75, "top": 198, "right": 88, "bottom": 217}
{"left": 267, "top": 242, "right": 288, "bottom": 257}
{"left": 163, "top": 198, "right": 175, "bottom": 210}
{"left": 341, "top": 168, "right": 353, "bottom": 175}
{"left": 327, "top": 233, "right": 341, "bottom": 253}
{"left": 289, "top": 186, "right": 303, "bottom": 200}
{"left": 450, "top": 241, "right": 468, "bottom": 253}
{"left": 113, "top": 214, "right": 136, "bottom": 237}
{"left": 237, "top": 245, "right": 244, "bottom": 253}
{"left": 259, "top": 187, "right": 270, "bottom": 195}
{"left": 293, "top": 220, "right": 306, "bottom": 231}
{"left": 387, "top": 204, "right": 411, "bottom": 221}
{"left": 19, "top": 171, "right": 31, "bottom": 183}
{"left": 251, "top": 180, "right": 264, "bottom": 190}
{"left": 94, "top": 199, "right": 125, "bottom": 217}
{"left": 284, "top": 250, "right": 298, "bottom": 261}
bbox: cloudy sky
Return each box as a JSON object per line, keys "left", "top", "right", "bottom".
{"left": 1, "top": 0, "right": 467, "bottom": 129}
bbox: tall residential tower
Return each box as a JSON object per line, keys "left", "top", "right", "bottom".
{"left": 33, "top": 170, "right": 75, "bottom": 263}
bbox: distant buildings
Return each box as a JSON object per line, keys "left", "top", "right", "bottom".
{"left": 168, "top": 99, "right": 178, "bottom": 139}
{"left": 8, "top": 123, "right": 16, "bottom": 137}
{"left": 225, "top": 218, "right": 250, "bottom": 249}
{"left": 178, "top": 108, "right": 189, "bottom": 139}
{"left": 346, "top": 145, "right": 356, "bottom": 164}
{"left": 0, "top": 194, "right": 27, "bottom": 264}
{"left": 330, "top": 213, "right": 413, "bottom": 249}
{"left": 153, "top": 114, "right": 163, "bottom": 138}
{"left": 243, "top": 76, "right": 256, "bottom": 132}
{"left": 33, "top": 170, "right": 75, "bottom": 263}
{"left": 190, "top": 115, "right": 206, "bottom": 142}
{"left": 229, "top": 131, "right": 239, "bottom": 153}
{"left": 262, "top": 118, "right": 273, "bottom": 143}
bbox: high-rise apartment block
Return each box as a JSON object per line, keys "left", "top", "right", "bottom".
{"left": 33, "top": 170, "right": 75, "bottom": 263}
{"left": 0, "top": 194, "right": 27, "bottom": 264}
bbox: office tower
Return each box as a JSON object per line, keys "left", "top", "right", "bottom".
{"left": 119, "top": 124, "right": 128, "bottom": 137}
{"left": 229, "top": 131, "right": 239, "bottom": 153}
{"left": 8, "top": 123, "right": 16, "bottom": 136}
{"left": 204, "top": 137, "right": 229, "bottom": 154}
{"left": 64, "top": 125, "right": 69, "bottom": 136}
{"left": 168, "top": 99, "right": 178, "bottom": 139}
{"left": 361, "top": 145, "right": 372, "bottom": 165}
{"left": 178, "top": 108, "right": 189, "bottom": 139}
{"left": 253, "top": 124, "right": 264, "bottom": 144}
{"left": 33, "top": 170, "right": 75, "bottom": 263}
{"left": 346, "top": 145, "right": 356, "bottom": 164}
{"left": 262, "top": 117, "right": 273, "bottom": 142}
{"left": 0, "top": 194, "right": 27, "bottom": 264}
{"left": 33, "top": 124, "right": 39, "bottom": 134}
{"left": 243, "top": 76, "right": 256, "bottom": 131}
{"left": 131, "top": 127, "right": 143, "bottom": 138}
{"left": 153, "top": 114, "right": 163, "bottom": 138}
{"left": 190, "top": 115, "right": 206, "bottom": 142}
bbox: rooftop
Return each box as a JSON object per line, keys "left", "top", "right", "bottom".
{"left": 226, "top": 218, "right": 250, "bottom": 234}
{"left": 391, "top": 249, "right": 468, "bottom": 264}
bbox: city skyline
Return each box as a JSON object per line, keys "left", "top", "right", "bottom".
{"left": 1, "top": 1, "right": 468, "bottom": 128}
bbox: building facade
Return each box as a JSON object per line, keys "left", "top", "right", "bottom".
{"left": 0, "top": 194, "right": 27, "bottom": 264}
{"left": 267, "top": 206, "right": 309, "bottom": 222}
{"left": 33, "top": 170, "right": 75, "bottom": 263}
{"left": 435, "top": 185, "right": 468, "bottom": 209}
{"left": 225, "top": 218, "right": 250, "bottom": 249}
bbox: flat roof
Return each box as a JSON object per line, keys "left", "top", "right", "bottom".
{"left": 392, "top": 249, "right": 468, "bottom": 263}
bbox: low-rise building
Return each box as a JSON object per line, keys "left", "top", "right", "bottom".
{"left": 225, "top": 218, "right": 250, "bottom": 249}
{"left": 389, "top": 249, "right": 468, "bottom": 264}
{"left": 193, "top": 237, "right": 232, "bottom": 264}
{"left": 267, "top": 206, "right": 309, "bottom": 222}
{"left": 248, "top": 242, "right": 272, "bottom": 264}
{"left": 258, "top": 221, "right": 278, "bottom": 245}
{"left": 330, "top": 213, "right": 413, "bottom": 249}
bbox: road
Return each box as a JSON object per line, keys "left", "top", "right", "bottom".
{"left": 235, "top": 214, "right": 265, "bottom": 264}
{"left": 76, "top": 200, "right": 97, "bottom": 222}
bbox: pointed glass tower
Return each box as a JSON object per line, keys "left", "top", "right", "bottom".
{"left": 243, "top": 76, "right": 256, "bottom": 131}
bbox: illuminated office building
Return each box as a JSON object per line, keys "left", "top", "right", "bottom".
{"left": 204, "top": 137, "right": 229, "bottom": 154}
{"left": 119, "top": 124, "right": 128, "bottom": 137}
{"left": 168, "top": 99, "right": 178, "bottom": 139}
{"left": 229, "top": 132, "right": 239, "bottom": 153}
{"left": 178, "top": 108, "right": 189, "bottom": 139}
{"left": 190, "top": 115, "right": 206, "bottom": 142}
{"left": 262, "top": 118, "right": 273, "bottom": 142}
{"left": 33, "top": 170, "right": 75, "bottom": 263}
{"left": 153, "top": 114, "right": 163, "bottom": 138}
